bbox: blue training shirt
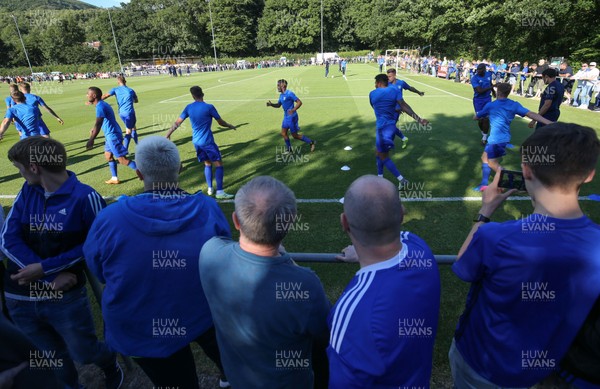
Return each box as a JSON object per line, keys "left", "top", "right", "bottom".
{"left": 476, "top": 98, "right": 529, "bottom": 144}
{"left": 108, "top": 85, "right": 137, "bottom": 115}
{"left": 471, "top": 71, "right": 494, "bottom": 100}
{"left": 95, "top": 100, "right": 122, "bottom": 139}
{"left": 5, "top": 104, "right": 40, "bottom": 137}
{"left": 179, "top": 101, "right": 220, "bottom": 145}
{"left": 5, "top": 96, "right": 14, "bottom": 108}
{"left": 453, "top": 216, "right": 600, "bottom": 387}
{"left": 23, "top": 93, "right": 45, "bottom": 119}
{"left": 278, "top": 90, "right": 299, "bottom": 118}
{"left": 328, "top": 232, "right": 440, "bottom": 388}
{"left": 369, "top": 87, "right": 402, "bottom": 129}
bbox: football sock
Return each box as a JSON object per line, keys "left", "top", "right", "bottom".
{"left": 382, "top": 158, "right": 401, "bottom": 177}
{"left": 108, "top": 161, "right": 118, "bottom": 178}
{"left": 481, "top": 163, "right": 491, "bottom": 185}
{"left": 300, "top": 135, "right": 312, "bottom": 144}
{"left": 284, "top": 139, "right": 292, "bottom": 151}
{"left": 132, "top": 130, "right": 138, "bottom": 144}
{"left": 215, "top": 166, "right": 224, "bottom": 191}
{"left": 395, "top": 128, "right": 406, "bottom": 140}
{"left": 123, "top": 134, "right": 131, "bottom": 150}
{"left": 127, "top": 160, "right": 137, "bottom": 170}
{"left": 204, "top": 166, "right": 213, "bottom": 190}
{"left": 376, "top": 157, "right": 384, "bottom": 176}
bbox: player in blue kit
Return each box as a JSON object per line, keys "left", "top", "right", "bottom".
{"left": 266, "top": 79, "right": 315, "bottom": 153}
{"left": 19, "top": 83, "right": 64, "bottom": 137}
{"left": 5, "top": 84, "right": 17, "bottom": 109}
{"left": 86, "top": 87, "right": 137, "bottom": 185}
{"left": 102, "top": 75, "right": 139, "bottom": 149}
{"left": 472, "top": 83, "right": 552, "bottom": 192}
{"left": 369, "top": 74, "right": 428, "bottom": 188}
{"left": 166, "top": 86, "right": 237, "bottom": 199}
{"left": 0, "top": 91, "right": 40, "bottom": 140}
{"left": 386, "top": 68, "right": 425, "bottom": 149}
{"left": 471, "top": 63, "right": 496, "bottom": 145}
{"left": 332, "top": 175, "right": 440, "bottom": 388}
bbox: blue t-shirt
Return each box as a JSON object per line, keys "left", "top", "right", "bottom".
{"left": 328, "top": 232, "right": 440, "bottom": 388}
{"left": 179, "top": 101, "right": 220, "bottom": 145}
{"left": 477, "top": 98, "right": 529, "bottom": 144}
{"left": 5, "top": 103, "right": 39, "bottom": 137}
{"left": 199, "top": 237, "right": 330, "bottom": 389}
{"left": 95, "top": 100, "right": 122, "bottom": 139}
{"left": 278, "top": 90, "right": 299, "bottom": 118}
{"left": 471, "top": 71, "right": 494, "bottom": 100}
{"left": 539, "top": 80, "right": 564, "bottom": 122}
{"left": 521, "top": 66, "right": 529, "bottom": 81}
{"left": 369, "top": 87, "right": 403, "bottom": 130}
{"left": 453, "top": 216, "right": 600, "bottom": 387}
{"left": 23, "top": 93, "right": 45, "bottom": 119}
{"left": 341, "top": 60, "right": 347, "bottom": 68}
{"left": 109, "top": 85, "right": 137, "bottom": 115}
{"left": 5, "top": 96, "right": 14, "bottom": 108}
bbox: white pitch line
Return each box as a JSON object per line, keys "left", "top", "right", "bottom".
{"left": 158, "top": 69, "right": 285, "bottom": 104}
{"left": 160, "top": 95, "right": 448, "bottom": 103}
{"left": 0, "top": 195, "right": 596, "bottom": 202}
{"left": 402, "top": 76, "right": 472, "bottom": 102}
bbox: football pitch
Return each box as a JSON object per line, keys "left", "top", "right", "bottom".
{"left": 2, "top": 64, "right": 600, "bottom": 387}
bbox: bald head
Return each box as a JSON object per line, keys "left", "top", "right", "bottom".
{"left": 343, "top": 175, "right": 403, "bottom": 246}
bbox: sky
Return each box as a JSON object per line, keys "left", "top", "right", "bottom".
{"left": 81, "top": 0, "right": 130, "bottom": 8}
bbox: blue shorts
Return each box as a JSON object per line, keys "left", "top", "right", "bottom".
{"left": 282, "top": 114, "right": 300, "bottom": 133}
{"left": 104, "top": 136, "right": 128, "bottom": 157}
{"left": 195, "top": 142, "right": 222, "bottom": 162}
{"left": 473, "top": 97, "right": 491, "bottom": 113}
{"left": 484, "top": 142, "right": 508, "bottom": 159}
{"left": 119, "top": 112, "right": 137, "bottom": 129}
{"left": 376, "top": 124, "right": 397, "bottom": 153}
{"left": 38, "top": 120, "right": 50, "bottom": 136}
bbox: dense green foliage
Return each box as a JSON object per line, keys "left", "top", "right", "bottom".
{"left": 0, "top": 0, "right": 598, "bottom": 70}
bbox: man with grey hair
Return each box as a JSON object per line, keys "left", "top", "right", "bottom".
{"left": 199, "top": 176, "right": 330, "bottom": 389}
{"left": 331, "top": 175, "right": 440, "bottom": 388}
{"left": 84, "top": 136, "right": 231, "bottom": 389}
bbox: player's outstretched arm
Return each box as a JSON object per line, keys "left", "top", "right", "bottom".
{"left": 0, "top": 118, "right": 11, "bottom": 140}
{"left": 266, "top": 100, "right": 281, "bottom": 108}
{"left": 216, "top": 118, "right": 236, "bottom": 130}
{"left": 166, "top": 118, "right": 184, "bottom": 139}
{"left": 100, "top": 93, "right": 112, "bottom": 100}
{"left": 526, "top": 111, "right": 553, "bottom": 128}
{"left": 43, "top": 104, "right": 63, "bottom": 124}
{"left": 409, "top": 86, "right": 425, "bottom": 96}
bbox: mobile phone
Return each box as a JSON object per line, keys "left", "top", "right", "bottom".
{"left": 498, "top": 169, "right": 527, "bottom": 192}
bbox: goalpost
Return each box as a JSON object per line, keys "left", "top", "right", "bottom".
{"left": 385, "top": 48, "right": 420, "bottom": 73}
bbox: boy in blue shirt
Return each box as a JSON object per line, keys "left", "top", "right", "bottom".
{"left": 267, "top": 79, "right": 315, "bottom": 153}
{"left": 166, "top": 86, "right": 237, "bottom": 199}
{"left": 0, "top": 91, "right": 40, "bottom": 140}
{"left": 472, "top": 83, "right": 552, "bottom": 192}
{"left": 19, "top": 82, "right": 64, "bottom": 137}
{"left": 102, "top": 75, "right": 139, "bottom": 149}
{"left": 86, "top": 87, "right": 137, "bottom": 184}
{"left": 452, "top": 123, "right": 600, "bottom": 388}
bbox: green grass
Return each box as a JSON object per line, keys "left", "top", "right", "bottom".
{"left": 3, "top": 64, "right": 600, "bottom": 387}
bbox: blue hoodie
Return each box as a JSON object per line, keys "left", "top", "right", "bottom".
{"left": 83, "top": 190, "right": 231, "bottom": 357}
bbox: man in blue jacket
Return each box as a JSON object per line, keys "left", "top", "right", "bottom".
{"left": 84, "top": 136, "right": 231, "bottom": 389}
{"left": 0, "top": 137, "right": 122, "bottom": 389}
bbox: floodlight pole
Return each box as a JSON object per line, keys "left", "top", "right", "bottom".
{"left": 108, "top": 9, "right": 124, "bottom": 74}
{"left": 207, "top": 0, "right": 218, "bottom": 67}
{"left": 11, "top": 15, "right": 34, "bottom": 76}
{"left": 320, "top": 0, "right": 323, "bottom": 59}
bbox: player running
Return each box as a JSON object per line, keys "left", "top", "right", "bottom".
{"left": 166, "top": 86, "right": 237, "bottom": 199}
{"left": 370, "top": 74, "right": 428, "bottom": 188}
{"left": 471, "top": 63, "right": 495, "bottom": 145}
{"left": 472, "top": 83, "right": 553, "bottom": 192}
{"left": 19, "top": 82, "right": 64, "bottom": 137}
{"left": 5, "top": 84, "right": 22, "bottom": 138}
{"left": 0, "top": 91, "right": 40, "bottom": 140}
{"left": 266, "top": 79, "right": 315, "bottom": 153}
{"left": 86, "top": 87, "right": 137, "bottom": 184}
{"left": 386, "top": 68, "right": 425, "bottom": 149}
{"left": 102, "top": 75, "right": 139, "bottom": 150}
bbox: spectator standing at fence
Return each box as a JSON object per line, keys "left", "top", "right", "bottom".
{"left": 199, "top": 176, "right": 330, "bottom": 389}
{"left": 0, "top": 137, "right": 122, "bottom": 389}
{"left": 525, "top": 63, "right": 539, "bottom": 97}
{"left": 331, "top": 175, "right": 440, "bottom": 388}
{"left": 450, "top": 123, "right": 600, "bottom": 389}
{"left": 529, "top": 68, "right": 564, "bottom": 129}
{"left": 83, "top": 136, "right": 231, "bottom": 389}
{"left": 573, "top": 62, "right": 599, "bottom": 109}
{"left": 559, "top": 61, "right": 574, "bottom": 105}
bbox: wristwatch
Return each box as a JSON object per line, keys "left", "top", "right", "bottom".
{"left": 473, "top": 214, "right": 491, "bottom": 223}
